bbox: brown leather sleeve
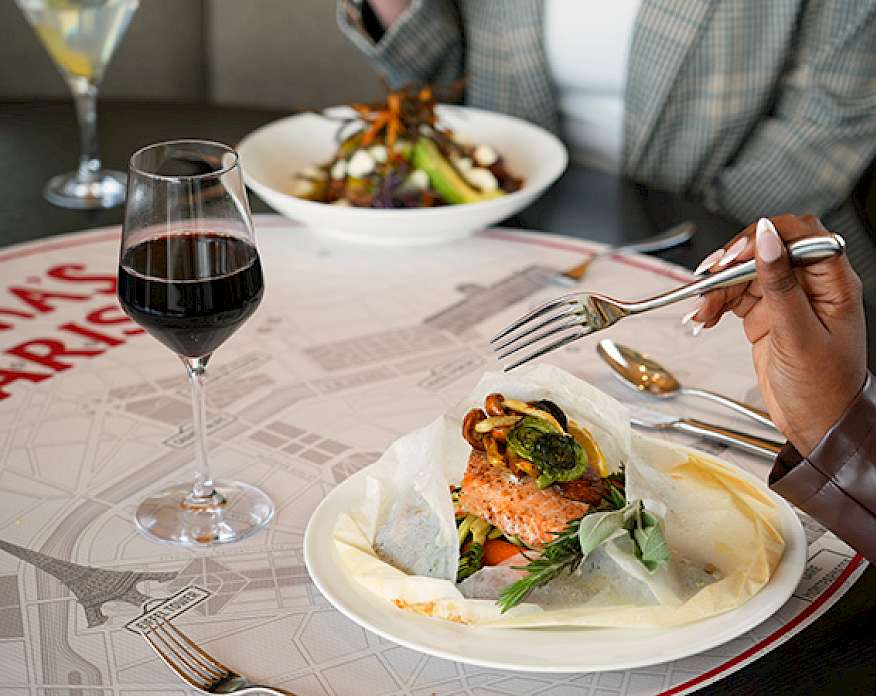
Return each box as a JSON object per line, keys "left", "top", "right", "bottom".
{"left": 769, "top": 374, "right": 876, "bottom": 562}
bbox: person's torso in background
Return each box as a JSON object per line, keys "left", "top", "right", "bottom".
{"left": 544, "top": 0, "right": 641, "bottom": 173}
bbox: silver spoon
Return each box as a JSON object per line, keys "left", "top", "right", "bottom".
{"left": 597, "top": 339, "right": 779, "bottom": 431}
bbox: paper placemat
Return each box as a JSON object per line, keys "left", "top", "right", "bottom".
{"left": 0, "top": 216, "right": 865, "bottom": 695}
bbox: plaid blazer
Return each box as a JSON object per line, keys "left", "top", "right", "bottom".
{"left": 340, "top": 0, "right": 876, "bottom": 303}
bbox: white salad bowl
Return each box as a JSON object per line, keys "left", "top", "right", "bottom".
{"left": 237, "top": 105, "right": 568, "bottom": 246}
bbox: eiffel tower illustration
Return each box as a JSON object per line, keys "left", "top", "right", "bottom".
{"left": 0, "top": 538, "right": 177, "bottom": 627}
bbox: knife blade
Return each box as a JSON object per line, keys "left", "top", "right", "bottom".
{"left": 628, "top": 405, "right": 784, "bottom": 459}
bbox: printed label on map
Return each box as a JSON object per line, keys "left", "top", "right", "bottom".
{"left": 125, "top": 585, "right": 210, "bottom": 635}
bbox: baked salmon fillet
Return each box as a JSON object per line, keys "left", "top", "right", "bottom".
{"left": 458, "top": 450, "right": 590, "bottom": 549}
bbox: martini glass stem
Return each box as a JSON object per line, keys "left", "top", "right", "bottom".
{"left": 183, "top": 355, "right": 217, "bottom": 502}
{"left": 71, "top": 79, "right": 101, "bottom": 180}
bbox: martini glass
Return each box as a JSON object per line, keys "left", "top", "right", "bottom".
{"left": 17, "top": 0, "right": 140, "bottom": 209}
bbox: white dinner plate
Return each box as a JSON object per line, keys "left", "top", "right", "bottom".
{"left": 304, "top": 460, "right": 806, "bottom": 673}
{"left": 237, "top": 105, "right": 567, "bottom": 246}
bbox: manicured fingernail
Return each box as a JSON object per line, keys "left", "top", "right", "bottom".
{"left": 718, "top": 237, "right": 748, "bottom": 267}
{"left": 681, "top": 297, "right": 705, "bottom": 326}
{"left": 693, "top": 249, "right": 725, "bottom": 276}
{"left": 691, "top": 322, "right": 705, "bottom": 337}
{"left": 756, "top": 217, "right": 782, "bottom": 263}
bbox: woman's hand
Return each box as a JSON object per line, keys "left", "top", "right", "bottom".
{"left": 689, "top": 214, "right": 867, "bottom": 456}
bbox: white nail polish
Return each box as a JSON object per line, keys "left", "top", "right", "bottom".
{"left": 693, "top": 249, "right": 725, "bottom": 276}
{"left": 756, "top": 218, "right": 783, "bottom": 262}
{"left": 680, "top": 297, "right": 705, "bottom": 326}
{"left": 718, "top": 237, "right": 748, "bottom": 267}
{"left": 691, "top": 322, "right": 705, "bottom": 337}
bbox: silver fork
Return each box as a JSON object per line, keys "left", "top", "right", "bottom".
{"left": 552, "top": 221, "right": 696, "bottom": 286}
{"left": 491, "top": 233, "right": 845, "bottom": 371}
{"left": 143, "top": 617, "right": 295, "bottom": 695}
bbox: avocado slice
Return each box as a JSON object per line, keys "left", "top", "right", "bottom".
{"left": 412, "top": 137, "right": 503, "bottom": 204}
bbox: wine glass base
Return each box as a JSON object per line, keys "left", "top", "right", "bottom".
{"left": 135, "top": 480, "right": 274, "bottom": 547}
{"left": 44, "top": 169, "right": 127, "bottom": 209}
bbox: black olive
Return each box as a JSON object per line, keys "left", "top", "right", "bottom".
{"left": 529, "top": 399, "right": 568, "bottom": 430}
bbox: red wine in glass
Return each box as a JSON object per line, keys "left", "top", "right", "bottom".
{"left": 118, "top": 232, "right": 264, "bottom": 358}
{"left": 118, "top": 139, "right": 273, "bottom": 547}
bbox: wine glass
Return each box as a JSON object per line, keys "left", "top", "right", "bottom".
{"left": 118, "top": 140, "right": 273, "bottom": 546}
{"left": 16, "top": 0, "right": 139, "bottom": 209}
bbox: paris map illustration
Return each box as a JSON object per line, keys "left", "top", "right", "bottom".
{"left": 0, "top": 220, "right": 863, "bottom": 696}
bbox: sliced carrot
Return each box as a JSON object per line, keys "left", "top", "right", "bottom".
{"left": 361, "top": 113, "right": 389, "bottom": 146}
{"left": 483, "top": 539, "right": 522, "bottom": 566}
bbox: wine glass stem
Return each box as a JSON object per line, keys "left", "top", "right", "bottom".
{"left": 70, "top": 79, "right": 101, "bottom": 180}
{"left": 184, "top": 355, "right": 216, "bottom": 501}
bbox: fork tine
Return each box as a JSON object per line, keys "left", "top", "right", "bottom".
{"left": 490, "top": 296, "right": 579, "bottom": 344}
{"left": 495, "top": 315, "right": 588, "bottom": 360}
{"left": 155, "top": 623, "right": 222, "bottom": 685}
{"left": 492, "top": 307, "right": 582, "bottom": 353}
{"left": 162, "top": 618, "right": 234, "bottom": 675}
{"left": 143, "top": 622, "right": 209, "bottom": 690}
{"left": 503, "top": 328, "right": 592, "bottom": 372}
{"left": 153, "top": 620, "right": 227, "bottom": 683}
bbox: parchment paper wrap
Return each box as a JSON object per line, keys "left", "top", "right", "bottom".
{"left": 333, "top": 365, "right": 785, "bottom": 627}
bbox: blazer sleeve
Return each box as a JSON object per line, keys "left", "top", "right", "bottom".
{"left": 702, "top": 3, "right": 876, "bottom": 295}
{"left": 769, "top": 374, "right": 876, "bottom": 562}
{"left": 337, "top": 0, "right": 464, "bottom": 89}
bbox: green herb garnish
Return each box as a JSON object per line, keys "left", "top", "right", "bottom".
{"left": 633, "top": 509, "right": 671, "bottom": 570}
{"left": 496, "top": 517, "right": 584, "bottom": 612}
{"left": 496, "top": 475, "right": 670, "bottom": 612}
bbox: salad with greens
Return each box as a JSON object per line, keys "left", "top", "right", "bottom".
{"left": 289, "top": 84, "right": 523, "bottom": 208}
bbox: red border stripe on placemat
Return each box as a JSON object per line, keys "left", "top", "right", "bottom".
{"left": 0, "top": 230, "right": 120, "bottom": 263}
{"left": 481, "top": 228, "right": 693, "bottom": 283}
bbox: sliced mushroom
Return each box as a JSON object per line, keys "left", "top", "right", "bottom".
{"left": 484, "top": 392, "right": 506, "bottom": 416}
{"left": 501, "top": 398, "right": 564, "bottom": 432}
{"left": 473, "top": 415, "right": 521, "bottom": 433}
{"left": 490, "top": 428, "right": 508, "bottom": 444}
{"left": 483, "top": 434, "right": 506, "bottom": 469}
{"left": 507, "top": 448, "right": 537, "bottom": 478}
{"left": 462, "top": 408, "right": 487, "bottom": 450}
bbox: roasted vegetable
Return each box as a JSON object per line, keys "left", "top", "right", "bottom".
{"left": 484, "top": 392, "right": 506, "bottom": 416}
{"left": 532, "top": 434, "right": 588, "bottom": 489}
{"left": 507, "top": 415, "right": 559, "bottom": 461}
{"left": 457, "top": 515, "right": 492, "bottom": 582}
{"left": 482, "top": 434, "right": 506, "bottom": 469}
{"left": 529, "top": 399, "right": 568, "bottom": 431}
{"left": 473, "top": 415, "right": 521, "bottom": 433}
{"left": 483, "top": 538, "right": 523, "bottom": 566}
{"left": 501, "top": 399, "right": 564, "bottom": 432}
{"left": 462, "top": 408, "right": 487, "bottom": 451}
{"left": 567, "top": 419, "right": 608, "bottom": 478}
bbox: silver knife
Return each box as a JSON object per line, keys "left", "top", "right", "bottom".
{"left": 629, "top": 405, "right": 784, "bottom": 459}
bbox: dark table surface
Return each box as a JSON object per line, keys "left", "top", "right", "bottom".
{"left": 1, "top": 99, "right": 873, "bottom": 696}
